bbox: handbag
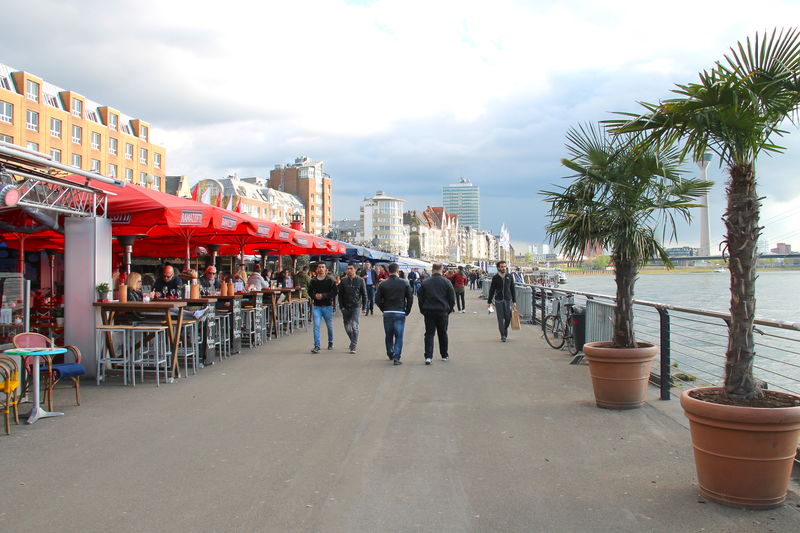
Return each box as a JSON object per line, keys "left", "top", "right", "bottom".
{"left": 511, "top": 308, "right": 521, "bottom": 330}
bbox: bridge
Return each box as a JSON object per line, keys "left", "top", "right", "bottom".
{"left": 3, "top": 291, "right": 798, "bottom": 532}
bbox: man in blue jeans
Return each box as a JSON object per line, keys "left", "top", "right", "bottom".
{"left": 375, "top": 262, "right": 414, "bottom": 365}
{"left": 360, "top": 262, "right": 378, "bottom": 315}
{"left": 307, "top": 263, "right": 338, "bottom": 353}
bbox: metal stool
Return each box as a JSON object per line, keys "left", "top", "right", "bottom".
{"left": 128, "top": 325, "right": 169, "bottom": 386}
{"left": 95, "top": 325, "right": 132, "bottom": 386}
{"left": 215, "top": 311, "right": 232, "bottom": 358}
{"left": 241, "top": 306, "right": 258, "bottom": 348}
{"left": 178, "top": 319, "right": 200, "bottom": 375}
{"left": 292, "top": 299, "right": 309, "bottom": 331}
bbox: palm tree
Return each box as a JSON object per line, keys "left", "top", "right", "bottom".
{"left": 606, "top": 28, "right": 800, "bottom": 400}
{"left": 541, "top": 123, "right": 712, "bottom": 349}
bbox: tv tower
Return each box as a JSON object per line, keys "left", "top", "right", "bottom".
{"left": 697, "top": 153, "right": 712, "bottom": 257}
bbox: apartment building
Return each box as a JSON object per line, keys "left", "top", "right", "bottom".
{"left": 191, "top": 176, "right": 305, "bottom": 226}
{"left": 443, "top": 177, "right": 480, "bottom": 229}
{"left": 0, "top": 63, "right": 166, "bottom": 190}
{"left": 359, "top": 190, "right": 408, "bottom": 255}
{"left": 269, "top": 156, "right": 332, "bottom": 235}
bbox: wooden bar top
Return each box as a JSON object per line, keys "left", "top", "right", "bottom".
{"left": 213, "top": 295, "right": 243, "bottom": 300}
{"left": 93, "top": 301, "right": 187, "bottom": 310}
{"left": 152, "top": 298, "right": 218, "bottom": 304}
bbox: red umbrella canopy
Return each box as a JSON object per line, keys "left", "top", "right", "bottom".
{"left": 0, "top": 207, "right": 64, "bottom": 252}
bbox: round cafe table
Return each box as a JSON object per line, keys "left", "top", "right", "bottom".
{"left": 3, "top": 347, "right": 67, "bottom": 424}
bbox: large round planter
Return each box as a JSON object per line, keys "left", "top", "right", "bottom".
{"left": 680, "top": 387, "right": 800, "bottom": 509}
{"left": 583, "top": 341, "right": 658, "bottom": 410}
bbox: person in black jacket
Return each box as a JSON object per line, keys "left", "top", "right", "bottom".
{"left": 375, "top": 263, "right": 414, "bottom": 365}
{"left": 417, "top": 263, "right": 456, "bottom": 364}
{"left": 307, "top": 263, "right": 338, "bottom": 353}
{"left": 338, "top": 263, "right": 367, "bottom": 354}
{"left": 487, "top": 260, "right": 517, "bottom": 342}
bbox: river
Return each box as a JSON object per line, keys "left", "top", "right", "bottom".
{"left": 560, "top": 270, "right": 800, "bottom": 393}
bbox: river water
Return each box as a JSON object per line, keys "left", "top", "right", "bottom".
{"left": 561, "top": 270, "right": 800, "bottom": 393}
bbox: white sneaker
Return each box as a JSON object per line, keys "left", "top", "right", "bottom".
{"left": 425, "top": 358, "right": 432, "bottom": 365}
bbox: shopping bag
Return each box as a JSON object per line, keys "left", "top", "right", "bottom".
{"left": 511, "top": 308, "right": 521, "bottom": 330}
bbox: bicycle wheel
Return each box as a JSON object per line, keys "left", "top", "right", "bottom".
{"left": 543, "top": 314, "right": 565, "bottom": 349}
{"left": 565, "top": 322, "right": 579, "bottom": 355}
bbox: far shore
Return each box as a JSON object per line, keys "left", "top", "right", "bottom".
{"left": 558, "top": 267, "right": 800, "bottom": 277}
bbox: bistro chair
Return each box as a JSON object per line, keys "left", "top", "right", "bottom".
{"left": 13, "top": 332, "right": 85, "bottom": 410}
{"left": 0, "top": 355, "right": 21, "bottom": 435}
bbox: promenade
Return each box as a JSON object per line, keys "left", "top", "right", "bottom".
{"left": 2, "top": 292, "right": 798, "bottom": 533}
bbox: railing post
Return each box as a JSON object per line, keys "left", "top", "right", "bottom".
{"left": 657, "top": 307, "right": 671, "bottom": 400}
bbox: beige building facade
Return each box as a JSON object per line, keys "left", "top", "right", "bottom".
{"left": 0, "top": 63, "right": 166, "bottom": 190}
{"left": 269, "top": 156, "right": 332, "bottom": 235}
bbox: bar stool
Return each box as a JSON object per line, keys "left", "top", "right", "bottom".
{"left": 214, "top": 311, "right": 232, "bottom": 358}
{"left": 177, "top": 319, "right": 200, "bottom": 375}
{"left": 95, "top": 325, "right": 132, "bottom": 386}
{"left": 241, "top": 305, "right": 257, "bottom": 348}
{"left": 255, "top": 301, "right": 268, "bottom": 344}
{"left": 292, "top": 298, "right": 309, "bottom": 331}
{"left": 127, "top": 325, "right": 169, "bottom": 386}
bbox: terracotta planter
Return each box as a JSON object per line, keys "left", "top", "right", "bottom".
{"left": 680, "top": 387, "right": 800, "bottom": 509}
{"left": 583, "top": 341, "right": 658, "bottom": 410}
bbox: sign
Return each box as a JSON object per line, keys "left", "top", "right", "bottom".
{"left": 257, "top": 224, "right": 272, "bottom": 236}
{"left": 220, "top": 215, "right": 237, "bottom": 230}
{"left": 180, "top": 210, "right": 204, "bottom": 226}
{"left": 294, "top": 236, "right": 309, "bottom": 247}
{"left": 277, "top": 228, "right": 291, "bottom": 241}
{"left": 111, "top": 214, "right": 131, "bottom": 224}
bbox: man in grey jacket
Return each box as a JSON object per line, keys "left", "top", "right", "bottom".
{"left": 338, "top": 264, "right": 367, "bottom": 354}
{"left": 375, "top": 263, "right": 413, "bottom": 365}
{"left": 417, "top": 263, "right": 456, "bottom": 365}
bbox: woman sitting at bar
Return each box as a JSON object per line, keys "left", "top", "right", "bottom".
{"left": 233, "top": 268, "right": 248, "bottom": 293}
{"left": 126, "top": 272, "right": 154, "bottom": 302}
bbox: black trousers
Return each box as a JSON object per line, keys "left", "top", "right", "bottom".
{"left": 455, "top": 288, "right": 465, "bottom": 311}
{"left": 423, "top": 311, "right": 449, "bottom": 359}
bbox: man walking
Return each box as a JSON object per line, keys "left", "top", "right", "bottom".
{"left": 375, "top": 263, "right": 413, "bottom": 365}
{"left": 360, "top": 262, "right": 378, "bottom": 316}
{"left": 452, "top": 266, "right": 468, "bottom": 313}
{"left": 338, "top": 264, "right": 367, "bottom": 354}
{"left": 308, "top": 263, "right": 337, "bottom": 353}
{"left": 487, "top": 260, "right": 517, "bottom": 342}
{"left": 417, "top": 263, "right": 455, "bottom": 365}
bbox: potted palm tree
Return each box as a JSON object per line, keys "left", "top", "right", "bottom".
{"left": 608, "top": 28, "right": 800, "bottom": 509}
{"left": 541, "top": 123, "right": 711, "bottom": 409}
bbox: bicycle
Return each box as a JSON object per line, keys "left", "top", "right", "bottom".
{"left": 543, "top": 296, "right": 579, "bottom": 355}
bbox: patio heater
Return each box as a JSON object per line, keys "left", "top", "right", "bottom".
{"left": 207, "top": 244, "right": 221, "bottom": 268}
{"left": 115, "top": 234, "right": 146, "bottom": 275}
{"left": 43, "top": 248, "right": 58, "bottom": 297}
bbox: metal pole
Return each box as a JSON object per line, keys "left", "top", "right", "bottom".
{"left": 657, "top": 307, "right": 671, "bottom": 400}
{"left": 23, "top": 279, "right": 30, "bottom": 332}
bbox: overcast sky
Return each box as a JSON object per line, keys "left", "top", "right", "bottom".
{"left": 3, "top": 0, "right": 800, "bottom": 252}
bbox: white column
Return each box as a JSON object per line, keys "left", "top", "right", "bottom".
{"left": 697, "top": 153, "right": 712, "bottom": 257}
{"left": 64, "top": 217, "right": 112, "bottom": 377}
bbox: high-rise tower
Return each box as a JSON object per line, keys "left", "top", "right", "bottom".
{"left": 442, "top": 177, "right": 480, "bottom": 228}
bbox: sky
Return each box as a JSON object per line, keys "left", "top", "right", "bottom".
{"left": 2, "top": 0, "right": 800, "bottom": 253}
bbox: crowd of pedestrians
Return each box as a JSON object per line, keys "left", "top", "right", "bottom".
{"left": 298, "top": 260, "right": 511, "bottom": 365}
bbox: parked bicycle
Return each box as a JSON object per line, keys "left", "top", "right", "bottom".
{"left": 543, "top": 295, "right": 579, "bottom": 355}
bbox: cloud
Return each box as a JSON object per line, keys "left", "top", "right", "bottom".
{"left": 3, "top": 0, "right": 800, "bottom": 249}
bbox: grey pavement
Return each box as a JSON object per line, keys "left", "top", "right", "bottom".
{"left": 1, "top": 291, "right": 798, "bottom": 533}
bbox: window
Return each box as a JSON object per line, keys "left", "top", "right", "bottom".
{"left": 50, "top": 117, "right": 61, "bottom": 138}
{"left": 91, "top": 159, "right": 100, "bottom": 172}
{"left": 0, "top": 77, "right": 10, "bottom": 90}
{"left": 50, "top": 148, "right": 61, "bottom": 162}
{"left": 26, "top": 109, "right": 39, "bottom": 131}
{"left": 153, "top": 176, "right": 161, "bottom": 191}
{"left": 154, "top": 152, "right": 161, "bottom": 169}
{"left": 91, "top": 131, "right": 101, "bottom": 150}
{"left": 108, "top": 137, "right": 117, "bottom": 155}
{"left": 121, "top": 124, "right": 131, "bottom": 135}
{"left": 139, "top": 125, "right": 148, "bottom": 141}
{"left": 71, "top": 98, "right": 82, "bottom": 118}
{"left": 26, "top": 141, "right": 39, "bottom": 152}
{"left": 125, "top": 168, "right": 133, "bottom": 182}
{"left": 139, "top": 148, "right": 147, "bottom": 164}
{"left": 86, "top": 110, "right": 99, "bottom": 122}
{"left": 71, "top": 153, "right": 82, "bottom": 168}
{"left": 0, "top": 100, "right": 12, "bottom": 123}
{"left": 108, "top": 163, "right": 117, "bottom": 178}
{"left": 43, "top": 93, "right": 59, "bottom": 108}
{"left": 72, "top": 125, "right": 82, "bottom": 144}
{"left": 124, "top": 143, "right": 133, "bottom": 160}
{"left": 109, "top": 114, "right": 118, "bottom": 130}
{"left": 26, "top": 80, "right": 39, "bottom": 102}
{"left": 0, "top": 133, "right": 11, "bottom": 143}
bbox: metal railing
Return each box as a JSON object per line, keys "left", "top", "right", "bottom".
{"left": 523, "top": 284, "right": 800, "bottom": 401}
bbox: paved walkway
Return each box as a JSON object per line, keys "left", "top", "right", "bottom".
{"left": 2, "top": 292, "right": 798, "bottom": 532}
